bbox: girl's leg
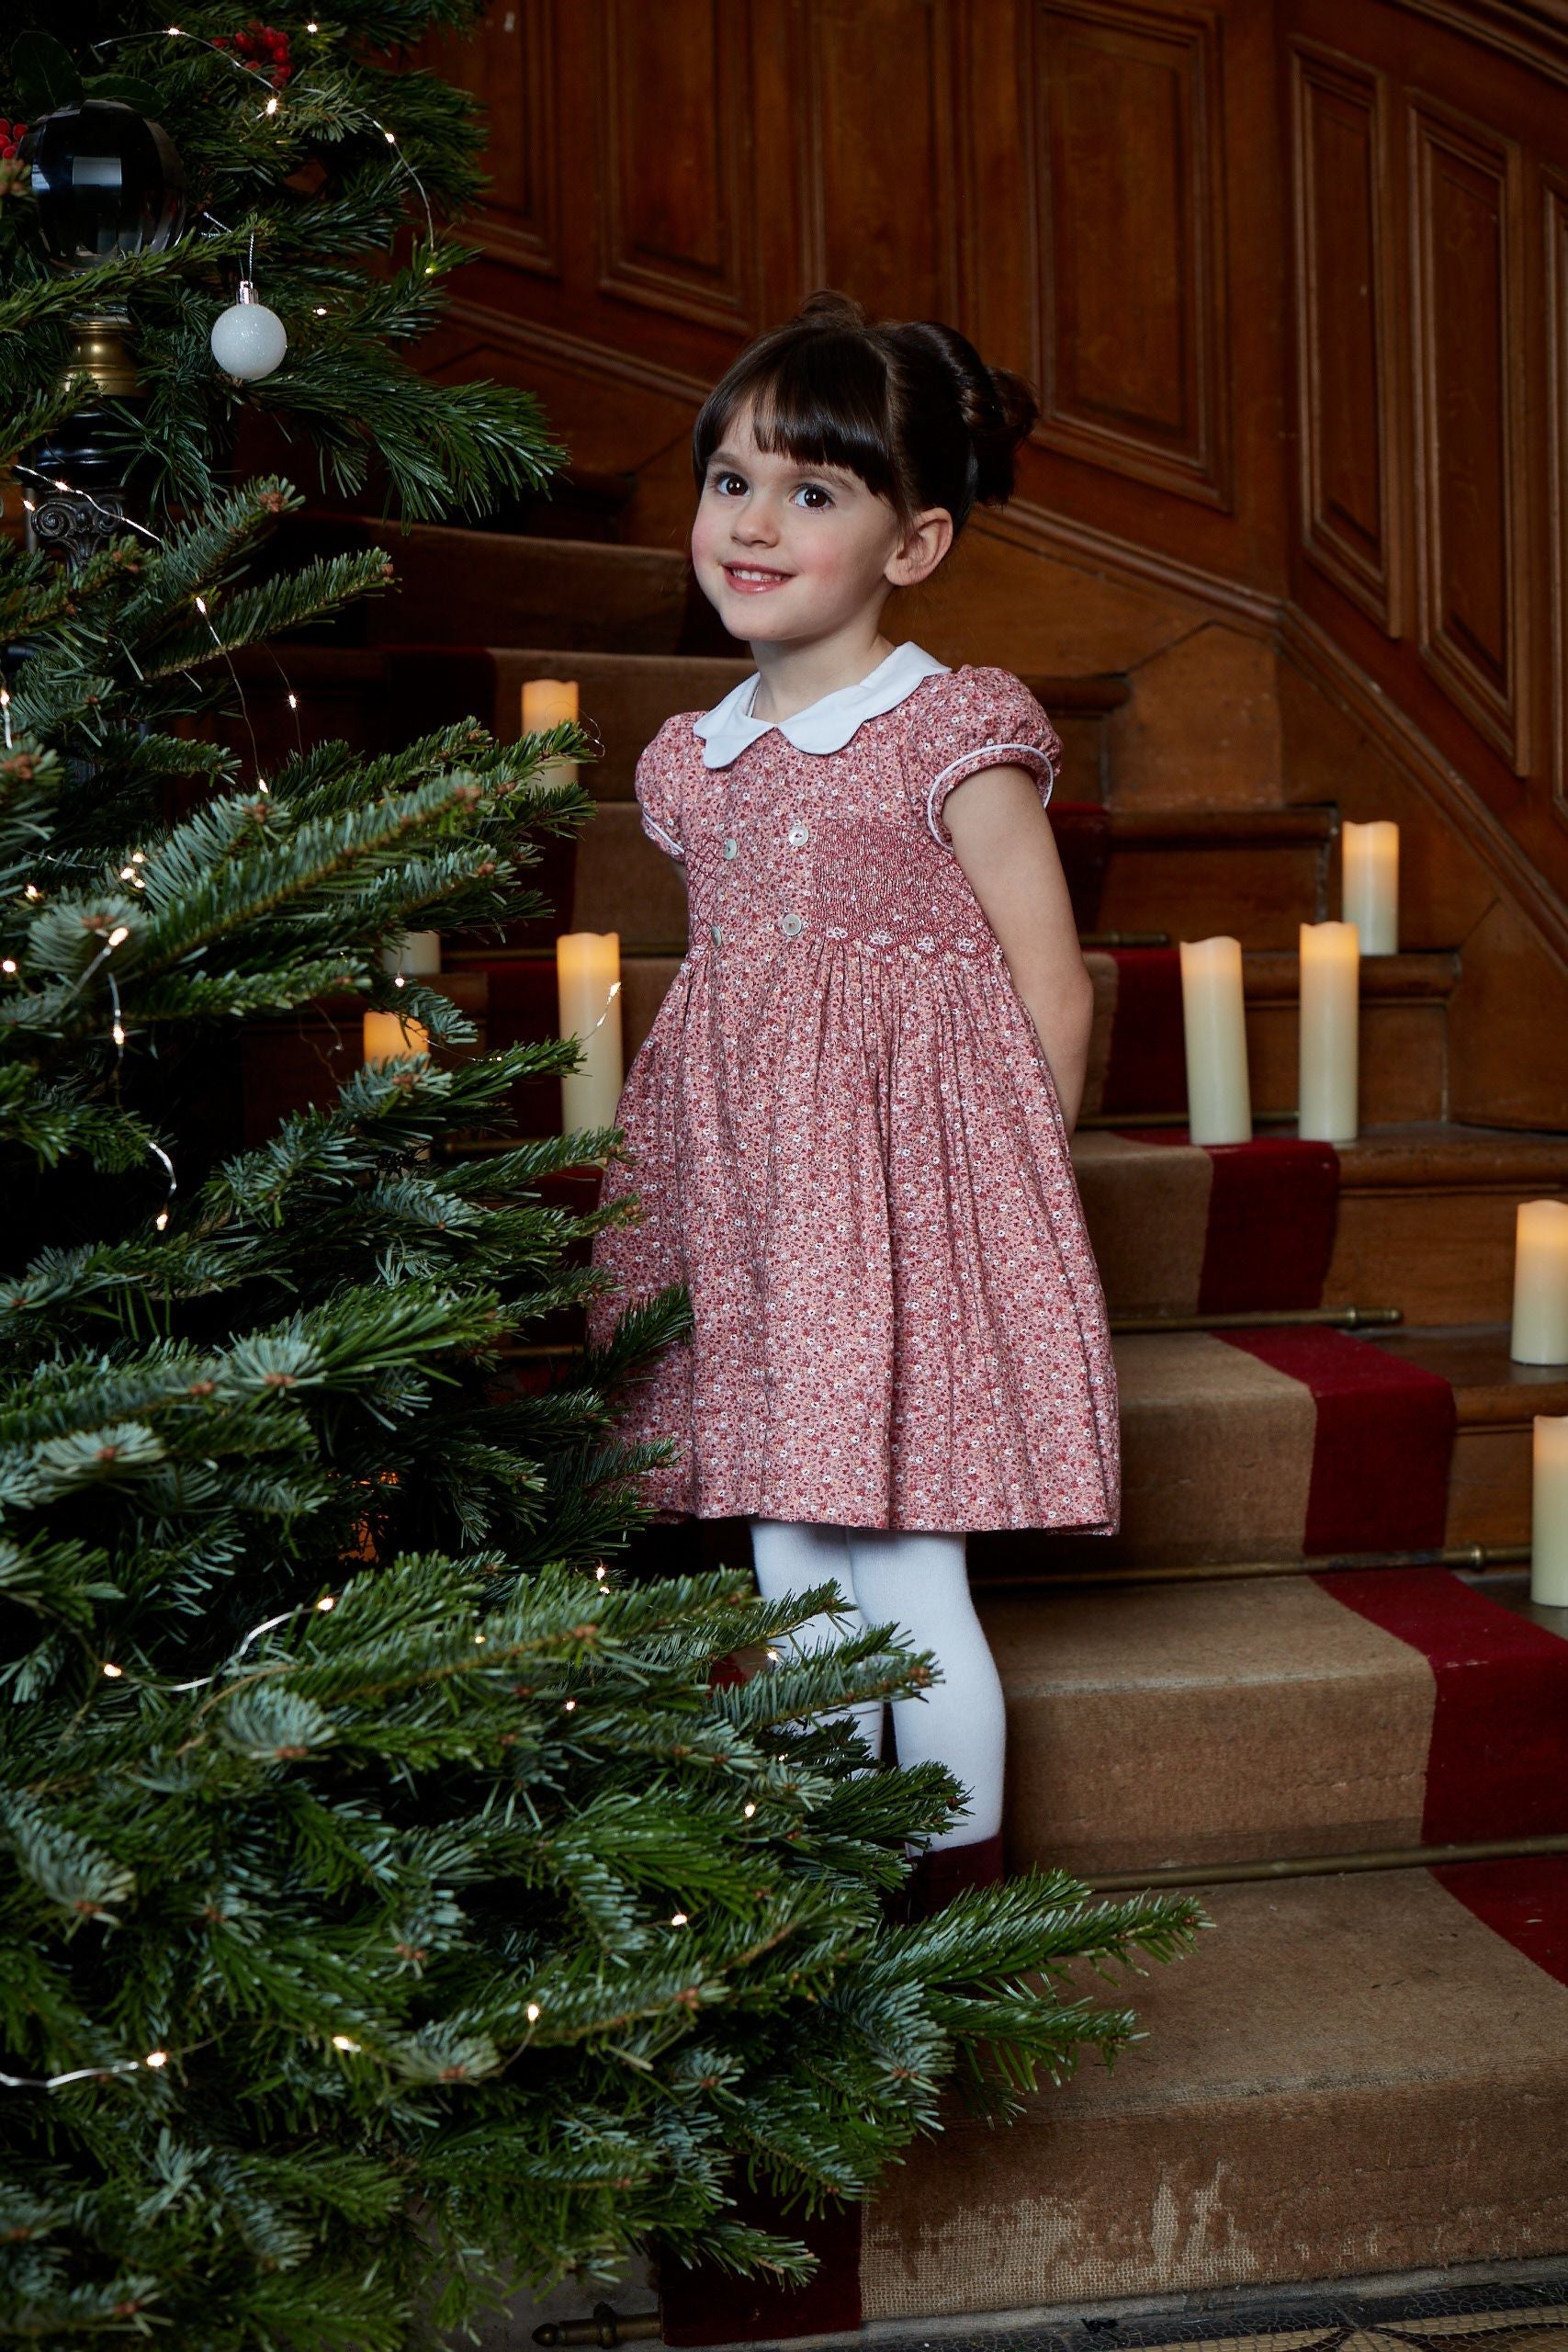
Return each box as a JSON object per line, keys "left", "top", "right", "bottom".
{"left": 842, "top": 1530, "right": 1006, "bottom": 1850}
{"left": 749, "top": 1519, "right": 884, "bottom": 1757}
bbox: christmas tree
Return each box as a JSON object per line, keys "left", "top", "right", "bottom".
{"left": 0, "top": 8, "right": 1204, "bottom": 2344}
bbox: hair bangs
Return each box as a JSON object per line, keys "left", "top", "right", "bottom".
{"left": 692, "top": 330, "right": 903, "bottom": 514}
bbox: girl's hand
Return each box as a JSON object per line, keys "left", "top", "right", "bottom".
{"left": 942, "top": 765, "right": 1096, "bottom": 1133}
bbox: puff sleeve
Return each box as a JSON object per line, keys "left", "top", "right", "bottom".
{"left": 921, "top": 666, "right": 1063, "bottom": 846}
{"left": 635, "top": 716, "right": 689, "bottom": 863}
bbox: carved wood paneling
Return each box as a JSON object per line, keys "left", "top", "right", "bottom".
{"left": 1029, "top": 0, "right": 1231, "bottom": 508}
{"left": 1291, "top": 41, "right": 1400, "bottom": 634}
{"left": 1408, "top": 96, "right": 1529, "bottom": 772}
{"left": 795, "top": 0, "right": 959, "bottom": 321}
{"left": 594, "top": 0, "right": 754, "bottom": 331}
{"left": 420, "top": 0, "right": 558, "bottom": 276}
{"left": 1548, "top": 175, "right": 1568, "bottom": 831}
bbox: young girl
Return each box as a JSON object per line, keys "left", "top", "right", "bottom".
{"left": 591, "top": 290, "right": 1119, "bottom": 1901}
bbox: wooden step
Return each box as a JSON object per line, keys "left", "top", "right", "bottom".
{"left": 1096, "top": 805, "right": 1337, "bottom": 947}
{"left": 1073, "top": 1120, "right": 1568, "bottom": 1325}
{"left": 973, "top": 1325, "right": 1568, "bottom": 1575}
{"left": 267, "top": 519, "right": 724, "bottom": 655}
{"left": 863, "top": 1860, "right": 1568, "bottom": 2322}
{"left": 984, "top": 1566, "right": 1565, "bottom": 1879}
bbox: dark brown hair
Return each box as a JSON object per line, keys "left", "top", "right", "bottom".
{"left": 691, "top": 290, "right": 1040, "bottom": 540}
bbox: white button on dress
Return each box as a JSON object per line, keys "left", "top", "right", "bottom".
{"left": 787, "top": 821, "right": 809, "bottom": 847}
{"left": 781, "top": 912, "right": 804, "bottom": 939}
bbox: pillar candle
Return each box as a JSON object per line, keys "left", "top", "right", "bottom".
{"left": 557, "top": 930, "right": 623, "bottom": 1133}
{"left": 1511, "top": 1198, "right": 1568, "bottom": 1363}
{"left": 382, "top": 931, "right": 441, "bottom": 978}
{"left": 363, "top": 1008, "right": 430, "bottom": 1062}
{"left": 1342, "top": 820, "right": 1399, "bottom": 955}
{"left": 1532, "top": 1416, "right": 1568, "bottom": 1605}
{"left": 1298, "top": 920, "right": 1359, "bottom": 1143}
{"left": 523, "top": 676, "right": 579, "bottom": 786}
{"left": 1179, "top": 936, "right": 1252, "bottom": 1145}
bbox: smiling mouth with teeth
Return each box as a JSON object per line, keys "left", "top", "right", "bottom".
{"left": 724, "top": 565, "right": 792, "bottom": 585}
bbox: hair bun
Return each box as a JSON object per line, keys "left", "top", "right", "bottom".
{"left": 907, "top": 321, "right": 1038, "bottom": 505}
{"left": 794, "top": 288, "right": 870, "bottom": 333}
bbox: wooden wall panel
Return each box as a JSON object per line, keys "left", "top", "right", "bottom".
{"left": 1291, "top": 42, "right": 1400, "bottom": 631}
{"left": 1548, "top": 175, "right": 1568, "bottom": 830}
{"left": 1408, "top": 96, "right": 1529, "bottom": 771}
{"left": 1029, "top": 0, "right": 1231, "bottom": 507}
{"left": 593, "top": 0, "right": 755, "bottom": 331}
{"left": 420, "top": 0, "right": 558, "bottom": 276}
{"left": 795, "top": 0, "right": 959, "bottom": 321}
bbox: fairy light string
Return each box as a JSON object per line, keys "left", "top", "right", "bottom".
{"left": 4, "top": 1558, "right": 766, "bottom": 2093}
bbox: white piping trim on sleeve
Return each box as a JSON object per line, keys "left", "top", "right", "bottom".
{"left": 641, "top": 811, "right": 685, "bottom": 862}
{"left": 925, "top": 741, "right": 1058, "bottom": 845}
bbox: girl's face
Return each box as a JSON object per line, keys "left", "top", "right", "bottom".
{"left": 690, "top": 401, "right": 951, "bottom": 646}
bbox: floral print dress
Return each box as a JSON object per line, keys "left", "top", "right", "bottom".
{"left": 588, "top": 641, "right": 1120, "bottom": 1536}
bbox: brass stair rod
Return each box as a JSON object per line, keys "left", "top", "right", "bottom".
{"left": 1078, "top": 1107, "right": 1300, "bottom": 1128}
{"left": 533, "top": 2308, "right": 660, "bottom": 2348}
{"left": 1110, "top": 1305, "right": 1403, "bottom": 1333}
{"left": 971, "top": 1541, "right": 1533, "bottom": 1591}
{"left": 1089, "top": 1829, "right": 1568, "bottom": 1896}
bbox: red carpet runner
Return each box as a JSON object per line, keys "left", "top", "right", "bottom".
{"left": 1435, "top": 1856, "right": 1568, "bottom": 1987}
{"left": 1221, "top": 1329, "right": 1456, "bottom": 1554}
{"left": 1099, "top": 948, "right": 1188, "bottom": 1115}
{"left": 1115, "top": 1129, "right": 1341, "bottom": 1313}
{"left": 1318, "top": 1570, "right": 1568, "bottom": 1842}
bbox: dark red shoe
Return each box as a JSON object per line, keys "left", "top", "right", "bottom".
{"left": 903, "top": 1831, "right": 1005, "bottom": 1920}
{"left": 657, "top": 2184, "right": 862, "bottom": 2346}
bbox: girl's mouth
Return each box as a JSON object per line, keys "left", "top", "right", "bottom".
{"left": 723, "top": 564, "right": 793, "bottom": 593}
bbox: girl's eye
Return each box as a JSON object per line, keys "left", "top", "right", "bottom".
{"left": 794, "top": 484, "right": 833, "bottom": 510}
{"left": 713, "top": 472, "right": 747, "bottom": 496}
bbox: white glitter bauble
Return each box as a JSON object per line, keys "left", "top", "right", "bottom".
{"left": 210, "top": 283, "right": 288, "bottom": 380}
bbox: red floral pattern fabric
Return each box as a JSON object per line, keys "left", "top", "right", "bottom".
{"left": 588, "top": 664, "right": 1121, "bottom": 1533}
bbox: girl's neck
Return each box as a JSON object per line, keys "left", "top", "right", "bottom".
{"left": 748, "top": 624, "right": 897, "bottom": 723}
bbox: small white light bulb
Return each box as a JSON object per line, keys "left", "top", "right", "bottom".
{"left": 144, "top": 2050, "right": 168, "bottom": 2069}
{"left": 287, "top": 692, "right": 299, "bottom": 709}
{"left": 102, "top": 1663, "right": 124, "bottom": 1679}
{"left": 743, "top": 1803, "right": 756, "bottom": 1818}
{"left": 154, "top": 1212, "right": 169, "bottom": 1232}
{"left": 562, "top": 1698, "right": 577, "bottom": 1713}
{"left": 2, "top": 961, "right": 15, "bottom": 975}
{"left": 107, "top": 926, "right": 130, "bottom": 947}
{"left": 332, "top": 2035, "right": 360, "bottom": 2052}
{"left": 525, "top": 2002, "right": 540, "bottom": 2022}
{"left": 112, "top": 1023, "right": 126, "bottom": 1047}
{"left": 670, "top": 1912, "right": 689, "bottom": 1928}
{"left": 315, "top": 1595, "right": 336, "bottom": 1612}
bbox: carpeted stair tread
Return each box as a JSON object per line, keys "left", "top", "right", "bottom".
{"left": 984, "top": 1567, "right": 1568, "bottom": 1877}
{"left": 862, "top": 1860, "right": 1568, "bottom": 2320}
{"left": 1073, "top": 1124, "right": 1568, "bottom": 1324}
{"left": 976, "top": 1326, "right": 1566, "bottom": 1569}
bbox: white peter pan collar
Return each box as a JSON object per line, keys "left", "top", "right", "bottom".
{"left": 693, "top": 639, "right": 951, "bottom": 769}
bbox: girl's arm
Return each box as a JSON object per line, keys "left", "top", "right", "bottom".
{"left": 943, "top": 763, "right": 1096, "bottom": 1133}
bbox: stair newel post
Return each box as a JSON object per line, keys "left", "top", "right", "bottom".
{"left": 16, "top": 97, "right": 186, "bottom": 570}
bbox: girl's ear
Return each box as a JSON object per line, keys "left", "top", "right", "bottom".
{"left": 886, "top": 506, "right": 953, "bottom": 590}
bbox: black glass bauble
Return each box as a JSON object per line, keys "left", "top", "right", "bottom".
{"left": 23, "top": 99, "right": 186, "bottom": 270}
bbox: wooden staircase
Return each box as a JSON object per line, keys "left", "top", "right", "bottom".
{"left": 255, "top": 516, "right": 1568, "bottom": 2335}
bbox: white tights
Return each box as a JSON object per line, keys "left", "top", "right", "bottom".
{"left": 749, "top": 1519, "right": 1006, "bottom": 1850}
